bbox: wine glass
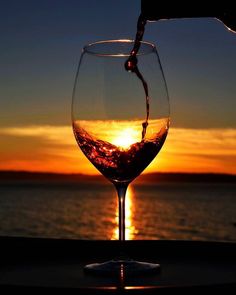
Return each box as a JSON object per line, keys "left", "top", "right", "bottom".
{"left": 72, "top": 40, "right": 170, "bottom": 275}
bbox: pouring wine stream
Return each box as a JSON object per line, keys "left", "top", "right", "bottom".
{"left": 125, "top": 14, "right": 149, "bottom": 141}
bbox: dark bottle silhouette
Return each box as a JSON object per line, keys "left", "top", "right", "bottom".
{"left": 141, "top": 1, "right": 236, "bottom": 33}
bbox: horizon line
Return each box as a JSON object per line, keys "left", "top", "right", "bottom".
{"left": 0, "top": 170, "right": 235, "bottom": 177}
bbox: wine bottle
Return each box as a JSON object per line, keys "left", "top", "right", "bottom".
{"left": 141, "top": 1, "right": 236, "bottom": 33}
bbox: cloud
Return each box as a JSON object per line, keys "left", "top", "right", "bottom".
{"left": 152, "top": 128, "right": 236, "bottom": 174}
{"left": 0, "top": 125, "right": 74, "bottom": 146}
{"left": 0, "top": 124, "right": 235, "bottom": 174}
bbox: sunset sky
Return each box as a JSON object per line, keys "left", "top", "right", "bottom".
{"left": 0, "top": 0, "right": 236, "bottom": 175}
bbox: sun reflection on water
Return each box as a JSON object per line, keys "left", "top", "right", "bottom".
{"left": 111, "top": 186, "right": 137, "bottom": 240}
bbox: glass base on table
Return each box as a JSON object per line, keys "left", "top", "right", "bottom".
{"left": 84, "top": 259, "right": 161, "bottom": 276}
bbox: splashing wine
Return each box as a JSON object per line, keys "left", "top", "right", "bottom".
{"left": 73, "top": 119, "right": 168, "bottom": 184}
{"left": 125, "top": 14, "right": 149, "bottom": 140}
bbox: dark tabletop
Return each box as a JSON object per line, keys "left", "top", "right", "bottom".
{"left": 0, "top": 237, "right": 235, "bottom": 293}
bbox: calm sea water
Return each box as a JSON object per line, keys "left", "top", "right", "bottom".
{"left": 0, "top": 182, "right": 235, "bottom": 241}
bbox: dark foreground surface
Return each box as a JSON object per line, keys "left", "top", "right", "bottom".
{"left": 0, "top": 237, "right": 235, "bottom": 293}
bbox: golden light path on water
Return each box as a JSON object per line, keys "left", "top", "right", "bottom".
{"left": 111, "top": 186, "right": 137, "bottom": 240}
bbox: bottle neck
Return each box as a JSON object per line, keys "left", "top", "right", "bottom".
{"left": 141, "top": 1, "right": 235, "bottom": 33}
{"left": 141, "top": 1, "right": 220, "bottom": 21}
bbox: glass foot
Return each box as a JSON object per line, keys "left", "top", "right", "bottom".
{"left": 84, "top": 259, "right": 160, "bottom": 276}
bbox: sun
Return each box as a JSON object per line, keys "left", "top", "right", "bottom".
{"left": 112, "top": 127, "right": 140, "bottom": 149}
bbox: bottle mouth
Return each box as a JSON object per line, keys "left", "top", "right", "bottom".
{"left": 83, "top": 39, "right": 156, "bottom": 57}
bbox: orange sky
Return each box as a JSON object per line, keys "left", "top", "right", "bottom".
{"left": 0, "top": 124, "right": 236, "bottom": 175}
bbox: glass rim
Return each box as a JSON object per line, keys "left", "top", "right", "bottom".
{"left": 83, "top": 39, "right": 156, "bottom": 57}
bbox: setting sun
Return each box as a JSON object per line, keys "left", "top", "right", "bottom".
{"left": 112, "top": 127, "right": 140, "bottom": 149}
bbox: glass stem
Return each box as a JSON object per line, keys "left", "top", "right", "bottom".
{"left": 116, "top": 183, "right": 128, "bottom": 241}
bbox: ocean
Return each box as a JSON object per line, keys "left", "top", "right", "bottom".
{"left": 0, "top": 181, "right": 235, "bottom": 241}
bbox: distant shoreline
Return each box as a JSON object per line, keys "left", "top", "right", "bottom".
{"left": 0, "top": 170, "right": 235, "bottom": 184}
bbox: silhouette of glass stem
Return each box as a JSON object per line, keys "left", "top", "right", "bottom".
{"left": 116, "top": 184, "right": 128, "bottom": 241}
